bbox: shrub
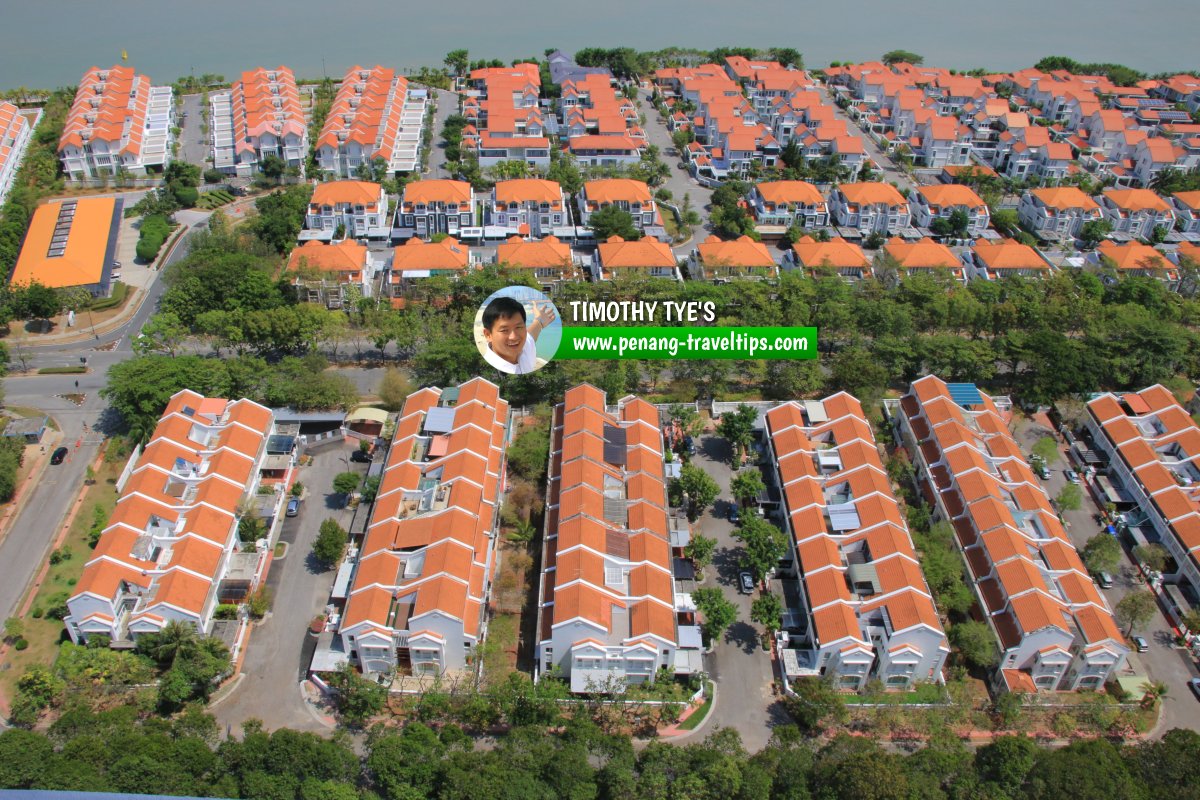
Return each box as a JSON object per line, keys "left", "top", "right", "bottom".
{"left": 203, "top": 168, "right": 225, "bottom": 184}
{"left": 49, "top": 546, "right": 72, "bottom": 565}
{"left": 172, "top": 185, "right": 199, "bottom": 208}
{"left": 214, "top": 604, "right": 239, "bottom": 620}
{"left": 14, "top": 638, "right": 28, "bottom": 651}
{"left": 31, "top": 608, "right": 44, "bottom": 619}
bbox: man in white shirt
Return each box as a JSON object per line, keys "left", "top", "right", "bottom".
{"left": 480, "top": 295, "right": 556, "bottom": 375}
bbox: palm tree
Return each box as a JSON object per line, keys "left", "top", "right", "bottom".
{"left": 1139, "top": 680, "right": 1168, "bottom": 710}
{"left": 144, "top": 620, "right": 199, "bottom": 667}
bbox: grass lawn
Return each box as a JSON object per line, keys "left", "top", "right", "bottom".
{"left": 0, "top": 450, "right": 123, "bottom": 699}
{"left": 662, "top": 211, "right": 682, "bottom": 242}
{"left": 677, "top": 681, "right": 714, "bottom": 730}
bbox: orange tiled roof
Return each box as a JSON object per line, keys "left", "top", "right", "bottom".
{"left": 403, "top": 179, "right": 472, "bottom": 205}
{"left": 497, "top": 236, "right": 572, "bottom": 270}
{"left": 971, "top": 240, "right": 1050, "bottom": 271}
{"left": 791, "top": 236, "right": 870, "bottom": 269}
{"left": 836, "top": 182, "right": 906, "bottom": 206}
{"left": 755, "top": 180, "right": 824, "bottom": 206}
{"left": 10, "top": 197, "right": 117, "bottom": 289}
{"left": 311, "top": 180, "right": 382, "bottom": 208}
{"left": 285, "top": 240, "right": 367, "bottom": 274}
{"left": 390, "top": 237, "right": 470, "bottom": 272}
{"left": 1030, "top": 186, "right": 1100, "bottom": 211}
{"left": 584, "top": 178, "right": 652, "bottom": 204}
{"left": 597, "top": 236, "right": 676, "bottom": 268}
{"left": 917, "top": 184, "right": 986, "bottom": 209}
{"left": 884, "top": 237, "right": 959, "bottom": 268}
{"left": 696, "top": 235, "right": 776, "bottom": 268}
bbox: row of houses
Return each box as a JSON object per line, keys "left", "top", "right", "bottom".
{"left": 0, "top": 100, "right": 34, "bottom": 204}
{"left": 461, "top": 63, "right": 553, "bottom": 169}
{"left": 828, "top": 61, "right": 1200, "bottom": 187}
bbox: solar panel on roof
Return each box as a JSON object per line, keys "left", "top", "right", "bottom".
{"left": 424, "top": 406, "right": 457, "bottom": 433}
{"left": 182, "top": 405, "right": 196, "bottom": 417}
{"left": 603, "top": 424, "right": 627, "bottom": 465}
{"left": 946, "top": 382, "right": 984, "bottom": 407}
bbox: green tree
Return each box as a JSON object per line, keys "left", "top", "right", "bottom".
{"left": 685, "top": 533, "right": 717, "bottom": 573}
{"left": 259, "top": 154, "right": 287, "bottom": 181}
{"left": 670, "top": 463, "right": 720, "bottom": 520}
{"left": 668, "top": 403, "right": 705, "bottom": 439}
{"left": 1055, "top": 482, "right": 1082, "bottom": 511}
{"left": 751, "top": 591, "right": 783, "bottom": 635}
{"left": 730, "top": 469, "right": 765, "bottom": 507}
{"left": 377, "top": 367, "right": 413, "bottom": 411}
{"left": 692, "top": 587, "right": 738, "bottom": 644}
{"left": 716, "top": 404, "right": 758, "bottom": 464}
{"left": 331, "top": 471, "right": 360, "bottom": 498}
{"left": 1032, "top": 436, "right": 1059, "bottom": 464}
{"left": 950, "top": 620, "right": 999, "bottom": 670}
{"left": 882, "top": 50, "right": 924, "bottom": 65}
{"left": 1115, "top": 590, "right": 1157, "bottom": 636}
{"left": 733, "top": 515, "right": 788, "bottom": 583}
{"left": 975, "top": 734, "right": 1036, "bottom": 796}
{"left": 767, "top": 47, "right": 804, "bottom": 69}
{"left": 812, "top": 735, "right": 910, "bottom": 800}
{"left": 1079, "top": 218, "right": 1114, "bottom": 248}
{"left": 1080, "top": 533, "right": 1121, "bottom": 575}
{"left": 133, "top": 312, "right": 189, "bottom": 357}
{"left": 1133, "top": 543, "right": 1168, "bottom": 573}
{"left": 312, "top": 519, "right": 348, "bottom": 568}
{"left": 444, "top": 49, "right": 470, "bottom": 77}
{"left": 587, "top": 205, "right": 641, "bottom": 240}
{"left": 326, "top": 662, "right": 386, "bottom": 727}
{"left": 784, "top": 677, "right": 848, "bottom": 732}
{"left": 1025, "top": 738, "right": 1147, "bottom": 800}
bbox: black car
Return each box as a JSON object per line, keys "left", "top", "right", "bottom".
{"left": 350, "top": 449, "right": 372, "bottom": 463}
{"left": 50, "top": 446, "right": 69, "bottom": 465}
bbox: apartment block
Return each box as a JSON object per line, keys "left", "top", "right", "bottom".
{"left": 65, "top": 391, "right": 289, "bottom": 644}
{"left": 766, "top": 395, "right": 950, "bottom": 690}
{"left": 210, "top": 66, "right": 306, "bottom": 176}
{"left": 537, "top": 385, "right": 701, "bottom": 690}
{"left": 889, "top": 377, "right": 1128, "bottom": 692}
{"left": 59, "top": 65, "right": 175, "bottom": 180}
{"left": 339, "top": 378, "right": 509, "bottom": 676}
{"left": 314, "top": 65, "right": 426, "bottom": 177}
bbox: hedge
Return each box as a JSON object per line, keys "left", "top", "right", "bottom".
{"left": 136, "top": 214, "right": 173, "bottom": 262}
{"left": 89, "top": 281, "right": 129, "bottom": 312}
{"left": 36, "top": 366, "right": 86, "bottom": 375}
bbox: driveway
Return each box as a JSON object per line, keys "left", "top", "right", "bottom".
{"left": 1012, "top": 416, "right": 1200, "bottom": 735}
{"left": 692, "top": 433, "right": 787, "bottom": 751}
{"left": 212, "top": 443, "right": 368, "bottom": 732}
{"left": 176, "top": 93, "right": 209, "bottom": 167}
{"left": 821, "top": 84, "right": 916, "bottom": 193}
{"left": 426, "top": 88, "right": 461, "bottom": 180}
{"left": 635, "top": 89, "right": 713, "bottom": 255}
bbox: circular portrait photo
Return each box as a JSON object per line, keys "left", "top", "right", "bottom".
{"left": 473, "top": 286, "right": 562, "bottom": 375}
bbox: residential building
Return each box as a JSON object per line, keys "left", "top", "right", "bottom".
{"left": 0, "top": 101, "right": 33, "bottom": 204}
{"left": 65, "top": 391, "right": 288, "bottom": 644}
{"left": 340, "top": 378, "right": 510, "bottom": 676}
{"left": 1091, "top": 241, "right": 1178, "bottom": 286}
{"left": 1096, "top": 189, "right": 1176, "bottom": 241}
{"left": 828, "top": 183, "right": 910, "bottom": 235}
{"left": 964, "top": 240, "right": 1055, "bottom": 281}
{"left": 536, "top": 385, "right": 695, "bottom": 690}
{"left": 303, "top": 180, "right": 389, "bottom": 241}
{"left": 765, "top": 395, "right": 949, "bottom": 690}
{"left": 496, "top": 235, "right": 578, "bottom": 290}
{"left": 210, "top": 66, "right": 306, "bottom": 177}
{"left": 1085, "top": 386, "right": 1200, "bottom": 604}
{"left": 593, "top": 236, "right": 680, "bottom": 281}
{"left": 910, "top": 185, "right": 990, "bottom": 237}
{"left": 913, "top": 115, "right": 972, "bottom": 168}
{"left": 746, "top": 181, "right": 829, "bottom": 237}
{"left": 314, "top": 65, "right": 426, "bottom": 177}
{"left": 485, "top": 179, "right": 569, "bottom": 239}
{"left": 10, "top": 197, "right": 121, "bottom": 296}
{"left": 578, "top": 179, "right": 665, "bottom": 240}
{"left": 388, "top": 237, "right": 472, "bottom": 299}
{"left": 1017, "top": 187, "right": 1103, "bottom": 242}
{"left": 285, "top": 240, "right": 376, "bottom": 307}
{"left": 394, "top": 180, "right": 476, "bottom": 240}
{"left": 464, "top": 64, "right": 551, "bottom": 169}
{"left": 883, "top": 237, "right": 964, "bottom": 282}
{"left": 1171, "top": 191, "right": 1200, "bottom": 234}
{"left": 1132, "top": 137, "right": 1184, "bottom": 187}
{"left": 58, "top": 65, "right": 175, "bottom": 180}
{"left": 567, "top": 135, "right": 643, "bottom": 166}
{"left": 690, "top": 235, "right": 778, "bottom": 281}
{"left": 785, "top": 236, "right": 872, "bottom": 281}
{"left": 546, "top": 50, "right": 611, "bottom": 86}
{"left": 889, "top": 377, "right": 1128, "bottom": 692}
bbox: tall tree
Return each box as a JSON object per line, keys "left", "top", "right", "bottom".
{"left": 733, "top": 516, "right": 788, "bottom": 583}
{"left": 1114, "top": 590, "right": 1157, "bottom": 636}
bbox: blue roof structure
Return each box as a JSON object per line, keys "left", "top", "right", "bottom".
{"left": 946, "top": 382, "right": 984, "bottom": 407}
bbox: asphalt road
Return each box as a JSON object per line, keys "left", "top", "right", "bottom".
{"left": 426, "top": 88, "right": 460, "bottom": 180}
{"left": 1012, "top": 417, "right": 1200, "bottom": 734}
{"left": 692, "top": 433, "right": 785, "bottom": 751}
{"left": 177, "top": 93, "right": 209, "bottom": 168}
{"left": 821, "top": 82, "right": 917, "bottom": 193}
{"left": 212, "top": 443, "right": 367, "bottom": 732}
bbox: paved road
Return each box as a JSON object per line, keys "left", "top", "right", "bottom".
{"left": 426, "top": 88, "right": 460, "bottom": 180}
{"left": 177, "top": 93, "right": 209, "bottom": 168}
{"left": 212, "top": 443, "right": 368, "bottom": 732}
{"left": 692, "top": 433, "right": 784, "bottom": 751}
{"left": 636, "top": 90, "right": 713, "bottom": 257}
{"left": 1012, "top": 418, "right": 1200, "bottom": 734}
{"left": 821, "top": 83, "right": 916, "bottom": 193}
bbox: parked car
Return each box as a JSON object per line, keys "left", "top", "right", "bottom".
{"left": 1131, "top": 635, "right": 1149, "bottom": 653}
{"left": 350, "top": 449, "right": 372, "bottom": 463}
{"left": 738, "top": 571, "right": 755, "bottom": 595}
{"left": 50, "top": 446, "right": 68, "bottom": 465}
{"left": 1189, "top": 678, "right": 1200, "bottom": 701}
{"left": 1096, "top": 571, "right": 1114, "bottom": 589}
{"left": 728, "top": 505, "right": 740, "bottom": 524}
{"left": 1065, "top": 469, "right": 1080, "bottom": 484}
{"left": 286, "top": 497, "right": 300, "bottom": 517}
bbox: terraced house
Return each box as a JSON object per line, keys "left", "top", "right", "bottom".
{"left": 578, "top": 179, "right": 666, "bottom": 241}
{"left": 65, "top": 392, "right": 290, "bottom": 645}
{"left": 0, "top": 100, "right": 33, "bottom": 204}
{"left": 765, "top": 395, "right": 949, "bottom": 691}
{"left": 828, "top": 183, "right": 910, "bottom": 236}
{"left": 1017, "top": 187, "right": 1103, "bottom": 242}
{"left": 484, "top": 179, "right": 570, "bottom": 240}
{"left": 689, "top": 234, "right": 778, "bottom": 281}
{"left": 302, "top": 180, "right": 389, "bottom": 241}
{"left": 462, "top": 63, "right": 551, "bottom": 168}
{"left": 58, "top": 65, "right": 175, "bottom": 180}
{"left": 394, "top": 179, "right": 476, "bottom": 240}
{"left": 909, "top": 184, "right": 990, "bottom": 237}
{"left": 1085, "top": 386, "right": 1200, "bottom": 609}
{"left": 746, "top": 181, "right": 829, "bottom": 238}
{"left": 209, "top": 66, "right": 306, "bottom": 177}
{"left": 537, "top": 385, "right": 700, "bottom": 691}
{"left": 785, "top": 236, "right": 872, "bottom": 281}
{"left": 339, "top": 378, "right": 510, "bottom": 677}
{"left": 314, "top": 65, "right": 426, "bottom": 177}
{"left": 889, "top": 377, "right": 1128, "bottom": 692}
